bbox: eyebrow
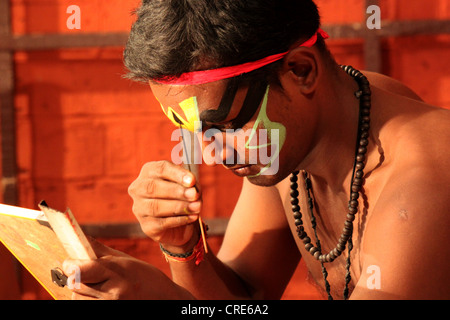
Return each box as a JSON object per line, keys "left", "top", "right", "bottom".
{"left": 199, "top": 79, "right": 239, "bottom": 124}
{"left": 199, "top": 79, "right": 268, "bottom": 130}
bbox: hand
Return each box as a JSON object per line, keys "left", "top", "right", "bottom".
{"left": 128, "top": 161, "right": 202, "bottom": 251}
{"left": 62, "top": 238, "right": 194, "bottom": 300}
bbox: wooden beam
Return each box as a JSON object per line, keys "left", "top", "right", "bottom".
{"left": 323, "top": 19, "right": 450, "bottom": 40}
{"left": 364, "top": 0, "right": 382, "bottom": 72}
{"left": 0, "top": 20, "right": 447, "bottom": 52}
{"left": 0, "top": 32, "right": 129, "bottom": 51}
{"left": 0, "top": 0, "right": 18, "bottom": 206}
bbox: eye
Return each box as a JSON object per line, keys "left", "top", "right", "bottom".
{"left": 202, "top": 120, "right": 227, "bottom": 132}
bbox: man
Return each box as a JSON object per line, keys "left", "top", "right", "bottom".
{"left": 63, "top": 0, "right": 450, "bottom": 299}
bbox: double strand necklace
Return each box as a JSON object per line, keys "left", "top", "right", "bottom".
{"left": 291, "top": 65, "right": 371, "bottom": 300}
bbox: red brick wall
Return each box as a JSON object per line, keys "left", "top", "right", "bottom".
{"left": 1, "top": 0, "right": 449, "bottom": 299}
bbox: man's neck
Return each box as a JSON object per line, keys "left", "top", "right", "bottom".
{"left": 297, "top": 64, "right": 366, "bottom": 194}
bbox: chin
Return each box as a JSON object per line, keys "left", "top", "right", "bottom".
{"left": 245, "top": 168, "right": 288, "bottom": 187}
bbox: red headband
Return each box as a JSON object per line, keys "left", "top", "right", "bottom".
{"left": 156, "top": 28, "right": 329, "bottom": 86}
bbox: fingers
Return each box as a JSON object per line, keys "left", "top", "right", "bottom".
{"left": 139, "top": 215, "right": 199, "bottom": 239}
{"left": 129, "top": 178, "right": 200, "bottom": 201}
{"left": 62, "top": 259, "right": 120, "bottom": 300}
{"left": 63, "top": 259, "right": 110, "bottom": 285}
{"left": 133, "top": 198, "right": 201, "bottom": 218}
{"left": 128, "top": 160, "right": 202, "bottom": 244}
{"left": 143, "top": 160, "right": 196, "bottom": 187}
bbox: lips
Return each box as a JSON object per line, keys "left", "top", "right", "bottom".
{"left": 226, "top": 164, "right": 258, "bottom": 177}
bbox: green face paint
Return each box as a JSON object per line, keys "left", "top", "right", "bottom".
{"left": 245, "top": 85, "right": 286, "bottom": 177}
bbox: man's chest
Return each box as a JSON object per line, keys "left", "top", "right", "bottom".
{"left": 276, "top": 175, "right": 369, "bottom": 299}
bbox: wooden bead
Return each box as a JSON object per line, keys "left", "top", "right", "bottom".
{"left": 293, "top": 211, "right": 302, "bottom": 219}
{"left": 356, "top": 154, "right": 365, "bottom": 162}
{"left": 333, "top": 248, "right": 342, "bottom": 257}
{"left": 361, "top": 100, "right": 371, "bottom": 107}
{"left": 337, "top": 242, "right": 346, "bottom": 252}
{"left": 361, "top": 95, "right": 371, "bottom": 102}
{"left": 349, "top": 200, "right": 358, "bottom": 208}
{"left": 309, "top": 246, "right": 318, "bottom": 254}
{"left": 305, "top": 243, "right": 313, "bottom": 251}
{"left": 313, "top": 250, "right": 321, "bottom": 260}
{"left": 290, "top": 197, "right": 299, "bottom": 205}
{"left": 360, "top": 138, "right": 369, "bottom": 146}
{"left": 302, "top": 236, "right": 311, "bottom": 245}
{"left": 355, "top": 162, "right": 365, "bottom": 170}
{"left": 326, "top": 254, "right": 334, "bottom": 263}
{"left": 361, "top": 123, "right": 370, "bottom": 131}
{"left": 304, "top": 177, "right": 312, "bottom": 190}
{"left": 355, "top": 170, "right": 364, "bottom": 178}
{"left": 343, "top": 228, "right": 352, "bottom": 237}
{"left": 351, "top": 192, "right": 360, "bottom": 200}
{"left": 297, "top": 231, "right": 306, "bottom": 239}
{"left": 344, "top": 221, "right": 353, "bottom": 229}
{"left": 292, "top": 204, "right": 301, "bottom": 212}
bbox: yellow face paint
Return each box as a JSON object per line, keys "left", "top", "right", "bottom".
{"left": 160, "top": 96, "right": 201, "bottom": 132}
{"left": 246, "top": 85, "right": 286, "bottom": 176}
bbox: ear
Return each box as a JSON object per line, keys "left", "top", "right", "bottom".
{"left": 281, "top": 48, "right": 319, "bottom": 95}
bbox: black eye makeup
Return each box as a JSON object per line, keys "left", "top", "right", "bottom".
{"left": 199, "top": 78, "right": 268, "bottom": 132}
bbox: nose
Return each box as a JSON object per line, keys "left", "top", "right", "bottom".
{"left": 200, "top": 129, "right": 237, "bottom": 166}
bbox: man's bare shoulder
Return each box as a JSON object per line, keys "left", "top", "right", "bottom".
{"left": 364, "top": 71, "right": 423, "bottom": 101}
{"left": 355, "top": 156, "right": 450, "bottom": 298}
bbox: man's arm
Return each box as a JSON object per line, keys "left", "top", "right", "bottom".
{"left": 170, "top": 178, "right": 300, "bottom": 299}
{"left": 350, "top": 169, "right": 450, "bottom": 299}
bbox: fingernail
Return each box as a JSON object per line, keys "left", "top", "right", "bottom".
{"left": 184, "top": 187, "right": 197, "bottom": 200}
{"left": 188, "top": 214, "right": 198, "bottom": 221}
{"left": 188, "top": 201, "right": 201, "bottom": 213}
{"left": 183, "top": 175, "right": 193, "bottom": 186}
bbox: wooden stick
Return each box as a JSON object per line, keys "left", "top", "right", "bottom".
{"left": 179, "top": 124, "right": 208, "bottom": 254}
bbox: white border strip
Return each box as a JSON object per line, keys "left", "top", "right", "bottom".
{"left": 0, "top": 203, "right": 47, "bottom": 221}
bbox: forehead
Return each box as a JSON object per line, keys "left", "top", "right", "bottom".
{"left": 150, "top": 81, "right": 228, "bottom": 112}
{"left": 149, "top": 80, "right": 252, "bottom": 129}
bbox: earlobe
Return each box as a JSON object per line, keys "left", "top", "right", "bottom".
{"left": 283, "top": 49, "right": 319, "bottom": 95}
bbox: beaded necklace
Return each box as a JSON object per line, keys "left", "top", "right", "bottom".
{"left": 291, "top": 65, "right": 371, "bottom": 300}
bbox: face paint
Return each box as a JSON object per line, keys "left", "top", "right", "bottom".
{"left": 245, "top": 85, "right": 286, "bottom": 177}
{"left": 199, "top": 79, "right": 239, "bottom": 125}
{"left": 160, "top": 96, "right": 201, "bottom": 132}
{"left": 159, "top": 82, "right": 286, "bottom": 177}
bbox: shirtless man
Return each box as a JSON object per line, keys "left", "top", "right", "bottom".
{"left": 63, "top": 0, "right": 450, "bottom": 300}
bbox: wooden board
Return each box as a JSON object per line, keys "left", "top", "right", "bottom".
{"left": 0, "top": 202, "right": 94, "bottom": 300}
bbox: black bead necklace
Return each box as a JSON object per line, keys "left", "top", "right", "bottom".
{"left": 291, "top": 65, "right": 371, "bottom": 300}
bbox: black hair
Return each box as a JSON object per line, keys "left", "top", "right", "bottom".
{"left": 124, "top": 0, "right": 325, "bottom": 85}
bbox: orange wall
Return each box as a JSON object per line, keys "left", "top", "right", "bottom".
{"left": 1, "top": 0, "right": 449, "bottom": 299}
